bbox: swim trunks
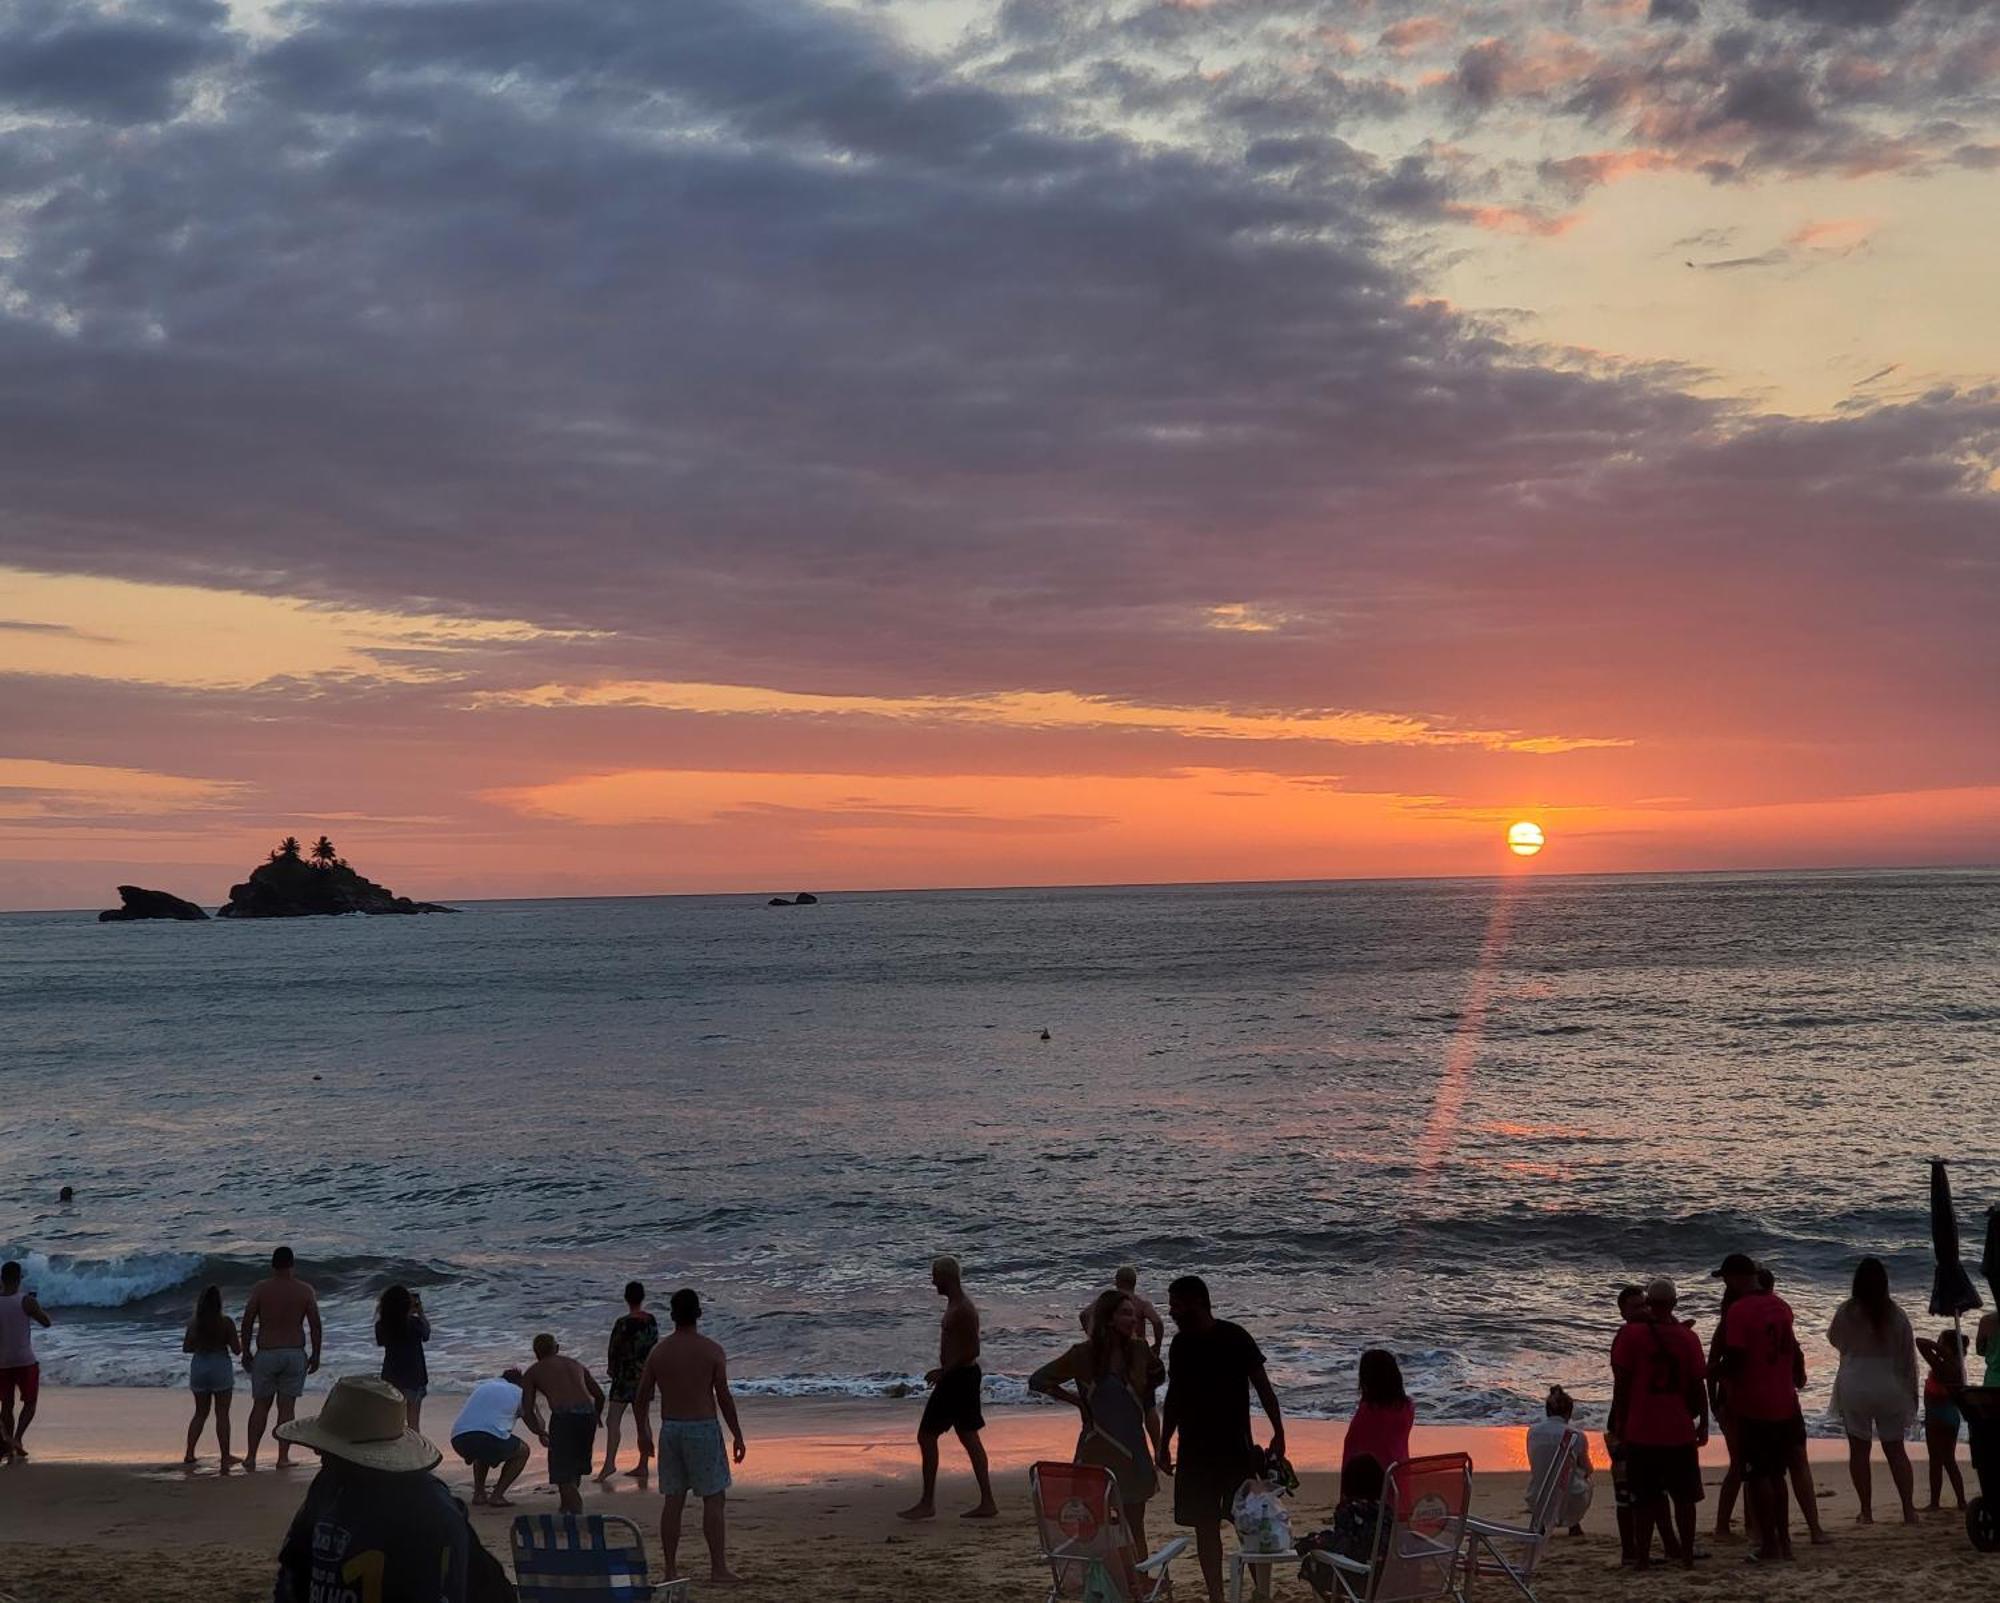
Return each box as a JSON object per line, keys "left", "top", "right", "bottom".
{"left": 919, "top": 1364, "right": 985, "bottom": 1437}
{"left": 1737, "top": 1413, "right": 1804, "bottom": 1479}
{"left": 547, "top": 1404, "right": 597, "bottom": 1485}
{"left": 452, "top": 1430, "right": 520, "bottom": 1468}
{"left": 1172, "top": 1440, "right": 1256, "bottom": 1528}
{"left": 1624, "top": 1443, "right": 1703, "bottom": 1506}
{"left": 0, "top": 1363, "right": 39, "bottom": 1409}
{"left": 251, "top": 1346, "right": 308, "bottom": 1401}
{"left": 656, "top": 1417, "right": 733, "bottom": 1498}
{"left": 189, "top": 1351, "right": 235, "bottom": 1394}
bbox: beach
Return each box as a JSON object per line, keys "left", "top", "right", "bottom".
{"left": 4, "top": 1388, "right": 1991, "bottom": 1602}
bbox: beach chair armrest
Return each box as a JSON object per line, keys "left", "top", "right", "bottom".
{"left": 1137, "top": 1537, "right": 1191, "bottom": 1573}
{"left": 1465, "top": 1516, "right": 1533, "bottom": 1541}
{"left": 1301, "top": 1550, "right": 1371, "bottom": 1575}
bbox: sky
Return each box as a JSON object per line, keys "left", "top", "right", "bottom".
{"left": 1, "top": 0, "right": 1997, "bottom": 908}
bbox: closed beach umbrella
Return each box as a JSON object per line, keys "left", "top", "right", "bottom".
{"left": 1930, "top": 1158, "right": 1981, "bottom": 1319}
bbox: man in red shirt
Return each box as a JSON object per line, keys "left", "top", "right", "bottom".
{"left": 1714, "top": 1252, "right": 1801, "bottom": 1563}
{"left": 1610, "top": 1277, "right": 1709, "bottom": 1569}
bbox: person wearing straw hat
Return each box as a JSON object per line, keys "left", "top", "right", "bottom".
{"left": 274, "top": 1375, "right": 470, "bottom": 1603}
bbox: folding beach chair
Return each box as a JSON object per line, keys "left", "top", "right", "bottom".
{"left": 1301, "top": 1453, "right": 1475, "bottom": 1603}
{"left": 510, "top": 1513, "right": 689, "bottom": 1603}
{"left": 1031, "top": 1460, "right": 1190, "bottom": 1602}
{"left": 1461, "top": 1428, "right": 1582, "bottom": 1601}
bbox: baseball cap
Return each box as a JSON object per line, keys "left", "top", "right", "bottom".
{"left": 1711, "top": 1252, "right": 1757, "bottom": 1279}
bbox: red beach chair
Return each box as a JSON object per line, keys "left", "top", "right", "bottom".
{"left": 1031, "top": 1460, "right": 1189, "bottom": 1601}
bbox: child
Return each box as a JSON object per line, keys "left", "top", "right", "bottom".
{"left": 1525, "top": 1385, "right": 1595, "bottom": 1535}
{"left": 1297, "top": 1454, "right": 1388, "bottom": 1600}
{"left": 1917, "top": 1329, "right": 1969, "bottom": 1512}
{"left": 1343, "top": 1349, "right": 1415, "bottom": 1472}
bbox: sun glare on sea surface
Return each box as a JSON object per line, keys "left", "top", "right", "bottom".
{"left": 1507, "top": 821, "right": 1545, "bottom": 857}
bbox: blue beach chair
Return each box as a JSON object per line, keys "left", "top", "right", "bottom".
{"left": 510, "top": 1513, "right": 690, "bottom": 1603}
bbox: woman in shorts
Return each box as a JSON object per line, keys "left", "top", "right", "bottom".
{"left": 1827, "top": 1257, "right": 1920, "bottom": 1525}
{"left": 182, "top": 1284, "right": 240, "bottom": 1469}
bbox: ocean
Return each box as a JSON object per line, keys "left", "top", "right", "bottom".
{"left": 4, "top": 871, "right": 1997, "bottom": 1429}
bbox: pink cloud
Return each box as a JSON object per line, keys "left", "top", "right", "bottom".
{"left": 1379, "top": 16, "right": 1452, "bottom": 56}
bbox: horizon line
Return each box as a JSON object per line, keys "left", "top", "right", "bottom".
{"left": 7, "top": 856, "right": 1996, "bottom": 917}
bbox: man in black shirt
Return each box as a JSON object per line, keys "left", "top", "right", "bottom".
{"left": 1156, "top": 1276, "right": 1285, "bottom": 1603}
{"left": 274, "top": 1375, "right": 470, "bottom": 1603}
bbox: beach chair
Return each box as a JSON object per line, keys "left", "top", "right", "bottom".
{"left": 1301, "top": 1453, "right": 1475, "bottom": 1603}
{"left": 1460, "top": 1428, "right": 1582, "bottom": 1601}
{"left": 510, "top": 1513, "right": 689, "bottom": 1603}
{"left": 1031, "top": 1460, "right": 1190, "bottom": 1602}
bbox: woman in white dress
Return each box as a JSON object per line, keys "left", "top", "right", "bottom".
{"left": 1827, "top": 1256, "right": 1920, "bottom": 1525}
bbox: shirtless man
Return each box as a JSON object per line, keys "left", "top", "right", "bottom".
{"left": 240, "top": 1247, "right": 322, "bottom": 1471}
{"left": 1080, "top": 1266, "right": 1167, "bottom": 1352}
{"left": 633, "top": 1289, "right": 746, "bottom": 1584}
{"left": 897, "top": 1256, "right": 998, "bottom": 1521}
{"left": 522, "top": 1333, "right": 605, "bottom": 1514}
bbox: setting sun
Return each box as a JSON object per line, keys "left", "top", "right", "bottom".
{"left": 1507, "top": 821, "right": 1546, "bottom": 857}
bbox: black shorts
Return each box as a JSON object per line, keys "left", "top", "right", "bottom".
{"left": 1173, "top": 1442, "right": 1253, "bottom": 1528}
{"left": 919, "top": 1365, "right": 985, "bottom": 1437}
{"left": 1738, "top": 1414, "right": 1804, "bottom": 1479}
{"left": 1624, "top": 1444, "right": 1703, "bottom": 1506}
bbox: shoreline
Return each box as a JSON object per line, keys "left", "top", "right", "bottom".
{"left": 3, "top": 1389, "right": 1987, "bottom": 1603}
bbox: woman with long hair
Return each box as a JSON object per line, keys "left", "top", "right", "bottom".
{"left": 374, "top": 1284, "right": 432, "bottom": 1429}
{"left": 1343, "top": 1348, "right": 1415, "bottom": 1472}
{"left": 182, "top": 1284, "right": 240, "bottom": 1469}
{"left": 1827, "top": 1256, "right": 1919, "bottom": 1524}
{"left": 1030, "top": 1289, "right": 1163, "bottom": 1551}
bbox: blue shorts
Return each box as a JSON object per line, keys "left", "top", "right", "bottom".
{"left": 250, "top": 1347, "right": 307, "bottom": 1401}
{"left": 657, "top": 1417, "right": 732, "bottom": 1498}
{"left": 189, "top": 1352, "right": 235, "bottom": 1395}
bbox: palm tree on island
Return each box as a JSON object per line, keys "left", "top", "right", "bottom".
{"left": 310, "top": 835, "right": 340, "bottom": 870}
{"left": 270, "top": 835, "right": 303, "bottom": 862}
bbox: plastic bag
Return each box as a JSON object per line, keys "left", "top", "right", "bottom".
{"left": 1233, "top": 1477, "right": 1294, "bottom": 1555}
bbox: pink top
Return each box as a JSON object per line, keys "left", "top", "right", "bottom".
{"left": 1342, "top": 1397, "right": 1415, "bottom": 1470}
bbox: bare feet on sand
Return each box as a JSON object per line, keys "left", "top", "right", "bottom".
{"left": 962, "top": 1501, "right": 1000, "bottom": 1519}
{"left": 708, "top": 1569, "right": 743, "bottom": 1585}
{"left": 488, "top": 1496, "right": 515, "bottom": 1508}
{"left": 896, "top": 1503, "right": 936, "bottom": 1521}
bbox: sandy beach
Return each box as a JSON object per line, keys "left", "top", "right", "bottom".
{"left": 3, "top": 1388, "right": 1990, "bottom": 1602}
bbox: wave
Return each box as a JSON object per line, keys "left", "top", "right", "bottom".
{"left": 7, "top": 1250, "right": 209, "bottom": 1309}
{"left": 2, "top": 1248, "right": 458, "bottom": 1313}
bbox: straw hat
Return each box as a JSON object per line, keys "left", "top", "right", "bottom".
{"left": 275, "top": 1376, "right": 441, "bottom": 1472}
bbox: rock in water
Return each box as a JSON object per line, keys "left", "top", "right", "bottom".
{"left": 216, "top": 854, "right": 453, "bottom": 917}
{"left": 99, "top": 886, "right": 209, "bottom": 921}
{"left": 792, "top": 892, "right": 819, "bottom": 904}
{"left": 767, "top": 897, "right": 794, "bottom": 906}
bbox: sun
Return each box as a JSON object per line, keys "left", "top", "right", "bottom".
{"left": 1507, "top": 820, "right": 1545, "bottom": 857}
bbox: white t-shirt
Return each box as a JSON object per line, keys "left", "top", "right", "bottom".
{"left": 1525, "top": 1417, "right": 1591, "bottom": 1520}
{"left": 451, "top": 1378, "right": 523, "bottom": 1441}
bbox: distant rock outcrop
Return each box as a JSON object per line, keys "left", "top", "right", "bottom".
{"left": 766, "top": 892, "right": 820, "bottom": 906}
{"left": 99, "top": 886, "right": 209, "bottom": 922}
{"left": 217, "top": 851, "right": 453, "bottom": 918}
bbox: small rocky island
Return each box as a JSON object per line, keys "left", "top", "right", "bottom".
{"left": 766, "top": 892, "right": 820, "bottom": 906}
{"left": 217, "top": 836, "right": 454, "bottom": 917}
{"left": 99, "top": 886, "right": 208, "bottom": 921}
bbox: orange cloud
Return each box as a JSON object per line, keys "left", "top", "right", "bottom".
{"left": 1380, "top": 16, "right": 1452, "bottom": 56}
{"left": 1444, "top": 203, "right": 1579, "bottom": 237}
{"left": 1787, "top": 217, "right": 1877, "bottom": 251}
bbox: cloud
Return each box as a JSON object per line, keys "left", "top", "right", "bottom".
{"left": 476, "top": 680, "right": 1630, "bottom": 755}
{"left": 0, "top": 0, "right": 232, "bottom": 125}
{"left": 0, "top": 757, "right": 245, "bottom": 820}
{"left": 0, "top": 0, "right": 1992, "bottom": 902}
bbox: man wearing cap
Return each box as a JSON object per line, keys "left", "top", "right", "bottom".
{"left": 274, "top": 1375, "right": 469, "bottom": 1603}
{"left": 1714, "top": 1253, "right": 1801, "bottom": 1563}
{"left": 1610, "top": 1277, "right": 1708, "bottom": 1570}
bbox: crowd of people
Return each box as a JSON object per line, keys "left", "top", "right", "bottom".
{"left": 4, "top": 1243, "right": 1996, "bottom": 1602}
